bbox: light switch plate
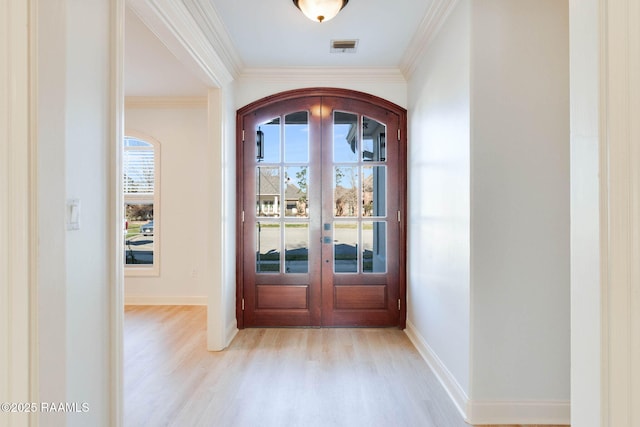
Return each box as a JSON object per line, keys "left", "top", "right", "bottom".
{"left": 66, "top": 199, "right": 80, "bottom": 230}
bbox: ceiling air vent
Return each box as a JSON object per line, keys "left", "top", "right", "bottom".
{"left": 331, "top": 39, "right": 358, "bottom": 53}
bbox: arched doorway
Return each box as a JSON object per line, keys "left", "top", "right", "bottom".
{"left": 236, "top": 88, "right": 407, "bottom": 328}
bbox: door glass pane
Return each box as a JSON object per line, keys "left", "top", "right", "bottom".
{"left": 257, "top": 118, "right": 280, "bottom": 163}
{"left": 334, "top": 166, "right": 358, "bottom": 217}
{"left": 362, "top": 116, "right": 387, "bottom": 162}
{"left": 285, "top": 223, "right": 309, "bottom": 273}
{"left": 362, "top": 166, "right": 386, "bottom": 217}
{"left": 334, "top": 222, "right": 358, "bottom": 273}
{"left": 333, "top": 111, "right": 358, "bottom": 162}
{"left": 285, "top": 112, "right": 309, "bottom": 163}
{"left": 256, "top": 222, "right": 280, "bottom": 273}
{"left": 256, "top": 167, "right": 281, "bottom": 217}
{"left": 284, "top": 166, "right": 308, "bottom": 217}
{"left": 362, "top": 221, "right": 387, "bottom": 273}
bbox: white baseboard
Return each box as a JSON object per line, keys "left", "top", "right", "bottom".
{"left": 404, "top": 321, "right": 570, "bottom": 426}
{"left": 225, "top": 320, "right": 238, "bottom": 348}
{"left": 124, "top": 296, "right": 207, "bottom": 306}
{"left": 466, "top": 399, "right": 570, "bottom": 425}
{"left": 404, "top": 320, "right": 469, "bottom": 420}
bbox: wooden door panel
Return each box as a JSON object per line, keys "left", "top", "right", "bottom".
{"left": 334, "top": 285, "right": 387, "bottom": 310}
{"left": 256, "top": 285, "right": 308, "bottom": 310}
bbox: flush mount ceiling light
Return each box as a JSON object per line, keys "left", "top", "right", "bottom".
{"left": 292, "top": 0, "right": 349, "bottom": 23}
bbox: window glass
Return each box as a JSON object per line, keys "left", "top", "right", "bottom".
{"left": 285, "top": 223, "right": 309, "bottom": 273}
{"left": 285, "top": 112, "right": 309, "bottom": 163}
{"left": 256, "top": 222, "right": 280, "bottom": 273}
{"left": 334, "top": 222, "right": 358, "bottom": 273}
{"left": 362, "top": 221, "right": 386, "bottom": 273}
{"left": 334, "top": 166, "right": 358, "bottom": 217}
{"left": 124, "top": 202, "right": 154, "bottom": 265}
{"left": 284, "top": 166, "right": 308, "bottom": 217}
{"left": 256, "top": 167, "right": 281, "bottom": 217}
{"left": 333, "top": 111, "right": 358, "bottom": 163}
{"left": 362, "top": 166, "right": 386, "bottom": 217}
{"left": 362, "top": 116, "right": 386, "bottom": 162}
{"left": 257, "top": 118, "right": 280, "bottom": 163}
{"left": 123, "top": 136, "right": 158, "bottom": 271}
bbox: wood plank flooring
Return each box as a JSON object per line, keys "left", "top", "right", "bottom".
{"left": 124, "top": 306, "right": 569, "bottom": 427}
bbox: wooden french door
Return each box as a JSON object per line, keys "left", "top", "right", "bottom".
{"left": 236, "top": 89, "right": 406, "bottom": 328}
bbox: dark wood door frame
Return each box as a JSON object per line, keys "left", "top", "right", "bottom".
{"left": 236, "top": 88, "right": 407, "bottom": 329}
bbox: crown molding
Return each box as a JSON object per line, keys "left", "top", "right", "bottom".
{"left": 127, "top": 0, "right": 237, "bottom": 87}
{"left": 181, "top": 0, "right": 244, "bottom": 77}
{"left": 239, "top": 67, "right": 407, "bottom": 85}
{"left": 399, "top": 0, "right": 460, "bottom": 79}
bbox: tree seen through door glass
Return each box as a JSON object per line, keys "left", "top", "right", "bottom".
{"left": 284, "top": 166, "right": 308, "bottom": 217}
{"left": 362, "top": 166, "right": 386, "bottom": 217}
{"left": 334, "top": 166, "right": 358, "bottom": 217}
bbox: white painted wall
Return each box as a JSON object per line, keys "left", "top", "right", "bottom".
{"left": 205, "top": 83, "right": 239, "bottom": 351}
{"left": 37, "top": 1, "right": 68, "bottom": 425}
{"left": 469, "top": 0, "right": 570, "bottom": 404}
{"left": 4, "top": 1, "right": 120, "bottom": 425}
{"left": 222, "top": 83, "right": 238, "bottom": 345}
{"left": 569, "top": 0, "right": 601, "bottom": 425}
{"left": 406, "top": 0, "right": 471, "bottom": 401}
{"left": 15, "top": 0, "right": 122, "bottom": 424}
{"left": 63, "top": 1, "right": 115, "bottom": 425}
{"left": 124, "top": 101, "right": 211, "bottom": 303}
{"left": 235, "top": 69, "right": 408, "bottom": 109}
{"left": 125, "top": 7, "right": 210, "bottom": 97}
{"left": 407, "top": 0, "right": 569, "bottom": 423}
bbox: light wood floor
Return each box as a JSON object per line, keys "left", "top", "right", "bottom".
{"left": 124, "top": 306, "right": 569, "bottom": 427}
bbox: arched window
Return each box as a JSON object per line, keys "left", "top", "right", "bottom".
{"left": 123, "top": 135, "right": 159, "bottom": 274}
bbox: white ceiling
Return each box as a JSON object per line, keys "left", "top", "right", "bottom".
{"left": 210, "top": 0, "right": 432, "bottom": 68}
{"left": 125, "top": 0, "right": 438, "bottom": 96}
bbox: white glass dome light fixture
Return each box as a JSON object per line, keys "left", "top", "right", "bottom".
{"left": 292, "top": 0, "right": 349, "bottom": 23}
